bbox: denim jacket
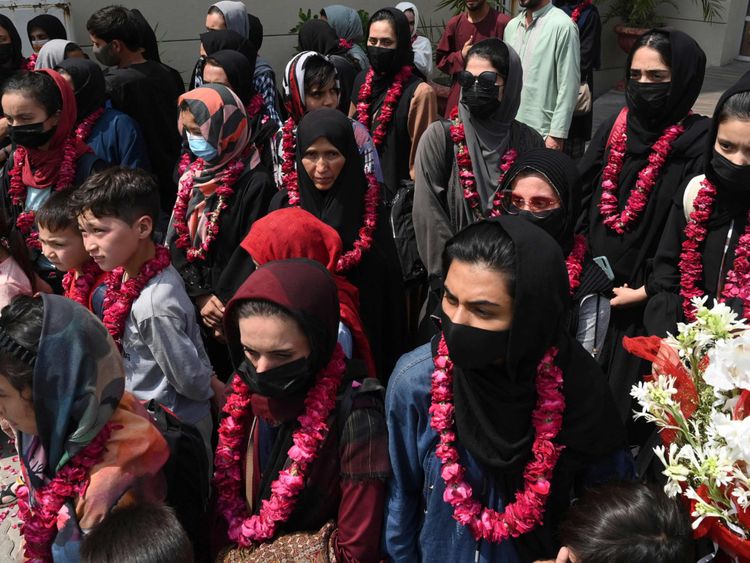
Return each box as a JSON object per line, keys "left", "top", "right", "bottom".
{"left": 385, "top": 343, "right": 634, "bottom": 562}
{"left": 385, "top": 343, "right": 522, "bottom": 562}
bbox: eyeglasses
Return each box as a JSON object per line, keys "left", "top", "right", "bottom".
{"left": 457, "top": 70, "right": 501, "bottom": 90}
{"left": 499, "top": 191, "right": 561, "bottom": 218}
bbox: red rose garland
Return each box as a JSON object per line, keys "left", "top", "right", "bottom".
{"left": 17, "top": 422, "right": 114, "bottom": 562}
{"left": 102, "top": 245, "right": 171, "bottom": 351}
{"left": 214, "top": 345, "right": 346, "bottom": 547}
{"left": 62, "top": 259, "right": 103, "bottom": 308}
{"left": 449, "top": 107, "right": 517, "bottom": 220}
{"left": 566, "top": 234, "right": 587, "bottom": 297}
{"left": 24, "top": 54, "right": 37, "bottom": 71}
{"left": 338, "top": 38, "right": 353, "bottom": 50}
{"left": 9, "top": 108, "right": 100, "bottom": 250}
{"left": 172, "top": 157, "right": 245, "bottom": 262}
{"left": 570, "top": 0, "right": 591, "bottom": 23}
{"left": 246, "top": 93, "right": 264, "bottom": 122}
{"left": 281, "top": 117, "right": 381, "bottom": 273}
{"left": 598, "top": 120, "right": 686, "bottom": 234}
{"left": 430, "top": 336, "right": 565, "bottom": 541}
{"left": 679, "top": 177, "right": 750, "bottom": 321}
{"left": 356, "top": 65, "right": 413, "bottom": 149}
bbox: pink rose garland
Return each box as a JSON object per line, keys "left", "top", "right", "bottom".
{"left": 24, "top": 55, "right": 37, "bottom": 71}
{"left": 449, "top": 107, "right": 517, "bottom": 220}
{"left": 17, "top": 422, "right": 114, "bottom": 563}
{"left": 598, "top": 120, "right": 686, "bottom": 234}
{"left": 570, "top": 0, "right": 591, "bottom": 23}
{"left": 338, "top": 38, "right": 353, "bottom": 50}
{"left": 356, "top": 65, "right": 413, "bottom": 149}
{"left": 62, "top": 259, "right": 103, "bottom": 308}
{"left": 102, "top": 245, "right": 171, "bottom": 351}
{"left": 172, "top": 156, "right": 245, "bottom": 262}
{"left": 566, "top": 234, "right": 588, "bottom": 297}
{"left": 430, "top": 336, "right": 565, "bottom": 542}
{"left": 214, "top": 345, "right": 346, "bottom": 547}
{"left": 679, "top": 177, "right": 750, "bottom": 321}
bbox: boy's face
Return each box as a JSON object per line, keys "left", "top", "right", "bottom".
{"left": 77, "top": 211, "right": 151, "bottom": 272}
{"left": 38, "top": 225, "right": 90, "bottom": 272}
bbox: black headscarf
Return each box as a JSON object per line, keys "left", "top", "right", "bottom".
{"left": 55, "top": 58, "right": 106, "bottom": 122}
{"left": 501, "top": 148, "right": 580, "bottom": 252}
{"left": 450, "top": 217, "right": 624, "bottom": 478}
{"left": 367, "top": 8, "right": 414, "bottom": 90}
{"left": 624, "top": 28, "right": 706, "bottom": 151}
{"left": 298, "top": 19, "right": 346, "bottom": 56}
{"left": 247, "top": 13, "right": 264, "bottom": 52}
{"left": 206, "top": 49, "right": 256, "bottom": 105}
{"left": 295, "top": 108, "right": 367, "bottom": 250}
{"left": 0, "top": 15, "right": 24, "bottom": 78}
{"left": 130, "top": 9, "right": 161, "bottom": 63}
{"left": 200, "top": 29, "right": 255, "bottom": 62}
{"left": 26, "top": 14, "right": 67, "bottom": 43}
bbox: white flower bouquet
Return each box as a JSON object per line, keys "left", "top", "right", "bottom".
{"left": 625, "top": 297, "right": 750, "bottom": 560}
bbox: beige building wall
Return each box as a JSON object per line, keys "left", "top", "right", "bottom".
{"left": 5, "top": 0, "right": 452, "bottom": 84}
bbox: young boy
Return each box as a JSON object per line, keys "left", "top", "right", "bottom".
{"left": 36, "top": 191, "right": 106, "bottom": 313}
{"left": 69, "top": 167, "right": 214, "bottom": 459}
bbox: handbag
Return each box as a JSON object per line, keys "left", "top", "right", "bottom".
{"left": 216, "top": 520, "right": 337, "bottom": 562}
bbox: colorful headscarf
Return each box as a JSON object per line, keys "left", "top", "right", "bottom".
{"left": 17, "top": 294, "right": 168, "bottom": 549}
{"left": 178, "top": 83, "right": 251, "bottom": 192}
{"left": 283, "top": 51, "right": 339, "bottom": 122}
{"left": 241, "top": 208, "right": 377, "bottom": 377}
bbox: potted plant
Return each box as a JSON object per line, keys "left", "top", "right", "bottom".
{"left": 602, "top": 0, "right": 723, "bottom": 54}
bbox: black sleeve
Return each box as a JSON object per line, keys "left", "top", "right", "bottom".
{"left": 577, "top": 113, "right": 617, "bottom": 233}
{"left": 578, "top": 8, "right": 602, "bottom": 81}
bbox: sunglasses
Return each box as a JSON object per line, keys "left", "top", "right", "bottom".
{"left": 457, "top": 70, "right": 501, "bottom": 89}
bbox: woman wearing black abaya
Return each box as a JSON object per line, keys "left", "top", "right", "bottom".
{"left": 0, "top": 15, "right": 25, "bottom": 162}
{"left": 646, "top": 71, "right": 750, "bottom": 336}
{"left": 298, "top": 19, "right": 357, "bottom": 114}
{"left": 350, "top": 7, "right": 437, "bottom": 203}
{"left": 190, "top": 29, "right": 256, "bottom": 91}
{"left": 386, "top": 217, "right": 629, "bottom": 561}
{"left": 500, "top": 148, "right": 612, "bottom": 358}
{"left": 578, "top": 29, "right": 709, "bottom": 428}
{"left": 270, "top": 108, "right": 405, "bottom": 380}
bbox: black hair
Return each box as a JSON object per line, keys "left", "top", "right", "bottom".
{"left": 234, "top": 298, "right": 329, "bottom": 372}
{"left": 63, "top": 42, "right": 84, "bottom": 58}
{"left": 86, "top": 5, "right": 142, "bottom": 51}
{"left": 369, "top": 9, "right": 397, "bottom": 36}
{"left": 303, "top": 55, "right": 337, "bottom": 94}
{"left": 442, "top": 221, "right": 516, "bottom": 298}
{"left": 35, "top": 189, "right": 77, "bottom": 232}
{"left": 80, "top": 503, "right": 194, "bottom": 563}
{"left": 630, "top": 30, "right": 672, "bottom": 70}
{"left": 560, "top": 482, "right": 694, "bottom": 563}
{"left": 0, "top": 296, "right": 43, "bottom": 393}
{"left": 68, "top": 166, "right": 160, "bottom": 226}
{"left": 1, "top": 71, "right": 62, "bottom": 117}
{"left": 0, "top": 210, "right": 36, "bottom": 294}
{"left": 718, "top": 90, "right": 750, "bottom": 123}
{"left": 466, "top": 38, "right": 510, "bottom": 78}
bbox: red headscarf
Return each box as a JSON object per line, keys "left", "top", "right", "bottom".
{"left": 240, "top": 208, "right": 377, "bottom": 377}
{"left": 21, "top": 69, "right": 91, "bottom": 189}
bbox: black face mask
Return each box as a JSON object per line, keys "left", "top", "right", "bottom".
{"left": 240, "top": 356, "right": 314, "bottom": 398}
{"left": 367, "top": 46, "right": 397, "bottom": 74}
{"left": 8, "top": 122, "right": 56, "bottom": 149}
{"left": 440, "top": 309, "right": 510, "bottom": 370}
{"left": 711, "top": 149, "right": 750, "bottom": 194}
{"left": 626, "top": 81, "right": 671, "bottom": 122}
{"left": 461, "top": 83, "right": 501, "bottom": 119}
{"left": 517, "top": 208, "right": 566, "bottom": 241}
{"left": 0, "top": 43, "right": 14, "bottom": 66}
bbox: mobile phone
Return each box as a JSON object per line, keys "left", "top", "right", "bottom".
{"left": 593, "top": 255, "right": 615, "bottom": 281}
